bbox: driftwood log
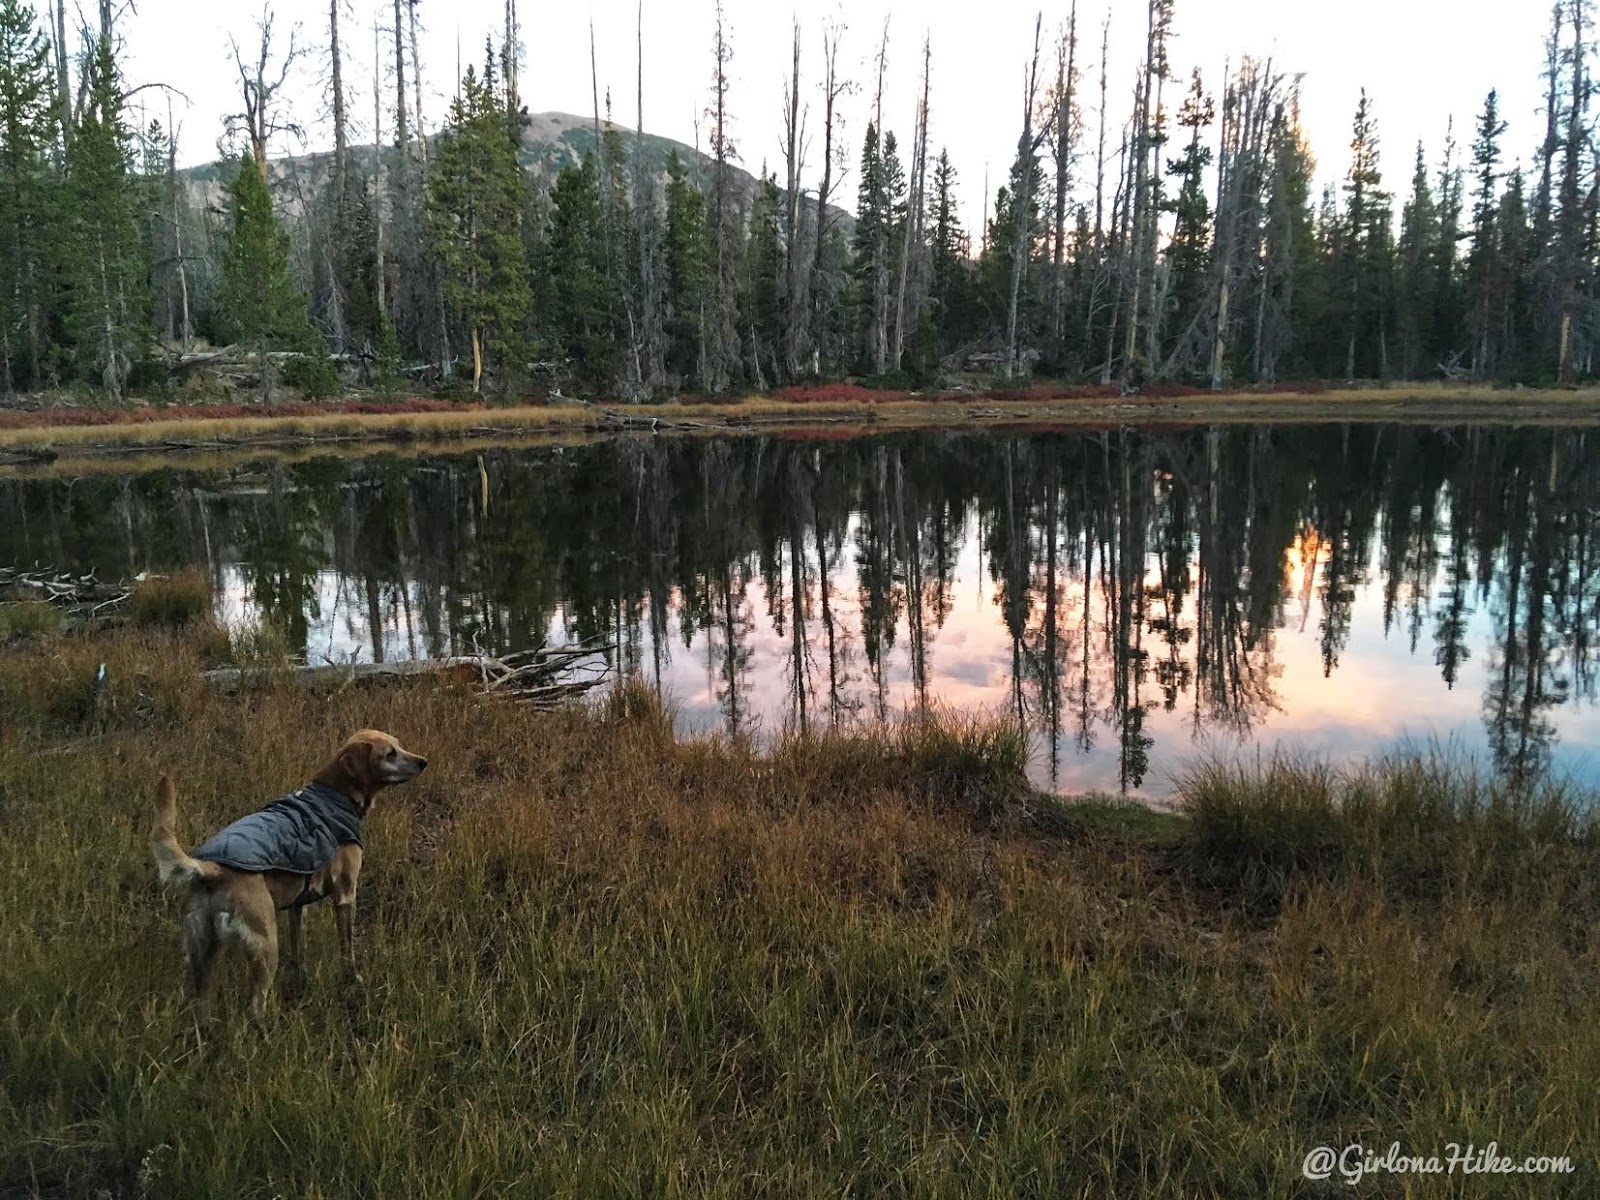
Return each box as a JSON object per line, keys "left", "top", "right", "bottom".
{"left": 0, "top": 567, "right": 133, "bottom": 614}
{"left": 200, "top": 639, "right": 617, "bottom": 710}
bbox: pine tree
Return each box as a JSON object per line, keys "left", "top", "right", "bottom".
{"left": 540, "top": 156, "right": 614, "bottom": 388}
{"left": 663, "top": 149, "right": 708, "bottom": 386}
{"left": 1163, "top": 68, "right": 1214, "bottom": 367}
{"left": 1336, "top": 89, "right": 1393, "bottom": 378}
{"left": 1261, "top": 108, "right": 1318, "bottom": 380}
{"left": 1395, "top": 142, "right": 1437, "bottom": 377}
{"left": 1430, "top": 130, "right": 1465, "bottom": 370}
{"left": 60, "top": 36, "right": 149, "bottom": 399}
{"left": 742, "top": 173, "right": 783, "bottom": 388}
{"left": 850, "top": 122, "right": 886, "bottom": 372}
{"left": 1467, "top": 89, "right": 1507, "bottom": 376}
{"left": 929, "top": 148, "right": 971, "bottom": 355}
{"left": 0, "top": 0, "right": 53, "bottom": 393}
{"left": 217, "top": 151, "right": 315, "bottom": 403}
{"left": 426, "top": 62, "right": 531, "bottom": 395}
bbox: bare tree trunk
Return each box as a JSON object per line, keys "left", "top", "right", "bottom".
{"left": 1120, "top": 0, "right": 1164, "bottom": 385}
{"left": 634, "top": 0, "right": 664, "bottom": 393}
{"left": 372, "top": 14, "right": 386, "bottom": 319}
{"left": 1050, "top": 2, "right": 1078, "bottom": 363}
{"left": 408, "top": 0, "right": 426, "bottom": 163}
{"left": 1004, "top": 14, "right": 1044, "bottom": 380}
{"left": 167, "top": 98, "right": 191, "bottom": 352}
{"left": 504, "top": 0, "right": 519, "bottom": 114}
{"left": 54, "top": 0, "right": 70, "bottom": 160}
{"left": 891, "top": 38, "right": 930, "bottom": 372}
{"left": 328, "top": 0, "right": 350, "bottom": 351}
{"left": 807, "top": 24, "right": 843, "bottom": 378}
{"left": 392, "top": 0, "right": 408, "bottom": 153}
{"left": 782, "top": 20, "right": 807, "bottom": 382}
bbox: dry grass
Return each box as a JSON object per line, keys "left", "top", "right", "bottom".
{"left": 0, "top": 625, "right": 1596, "bottom": 1196}
{"left": 4, "top": 384, "right": 1600, "bottom": 460}
{"left": 126, "top": 570, "right": 214, "bottom": 631}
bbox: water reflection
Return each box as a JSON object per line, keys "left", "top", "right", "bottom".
{"left": 4, "top": 425, "right": 1598, "bottom": 796}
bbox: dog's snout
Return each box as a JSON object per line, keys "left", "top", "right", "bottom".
{"left": 414, "top": 755, "right": 429, "bottom": 772}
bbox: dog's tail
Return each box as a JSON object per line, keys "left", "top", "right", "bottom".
{"left": 151, "top": 774, "right": 224, "bottom": 887}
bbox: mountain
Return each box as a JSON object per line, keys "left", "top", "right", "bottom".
{"left": 178, "top": 112, "right": 843, "bottom": 228}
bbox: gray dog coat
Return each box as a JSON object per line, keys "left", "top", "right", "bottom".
{"left": 191, "top": 782, "right": 364, "bottom": 879}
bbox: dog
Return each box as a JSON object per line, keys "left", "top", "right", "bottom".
{"left": 151, "top": 729, "right": 428, "bottom": 1020}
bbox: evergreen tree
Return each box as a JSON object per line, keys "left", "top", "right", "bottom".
{"left": 1498, "top": 169, "right": 1534, "bottom": 376}
{"left": 217, "top": 151, "right": 316, "bottom": 403}
{"left": 1395, "top": 143, "right": 1437, "bottom": 377}
{"left": 742, "top": 173, "right": 783, "bottom": 387}
{"left": 1467, "top": 89, "right": 1507, "bottom": 376}
{"left": 663, "top": 149, "right": 708, "bottom": 386}
{"left": 1164, "top": 69, "right": 1214, "bottom": 366}
{"left": 1430, "top": 131, "right": 1465, "bottom": 369}
{"left": 540, "top": 156, "right": 615, "bottom": 388}
{"left": 1262, "top": 113, "right": 1319, "bottom": 380}
{"left": 0, "top": 0, "right": 53, "bottom": 393}
{"left": 60, "top": 36, "right": 149, "bottom": 398}
{"left": 1335, "top": 89, "right": 1393, "bottom": 378}
{"left": 426, "top": 63, "right": 531, "bottom": 395}
{"left": 929, "top": 148, "right": 972, "bottom": 355}
{"left": 850, "top": 122, "right": 887, "bottom": 372}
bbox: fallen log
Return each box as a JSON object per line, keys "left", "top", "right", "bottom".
{"left": 200, "top": 655, "right": 504, "bottom": 693}
{"left": 201, "top": 643, "right": 617, "bottom": 707}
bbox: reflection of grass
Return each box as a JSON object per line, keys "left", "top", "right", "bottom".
{"left": 2, "top": 623, "right": 1596, "bottom": 1195}
{"left": 4, "top": 384, "right": 1600, "bottom": 458}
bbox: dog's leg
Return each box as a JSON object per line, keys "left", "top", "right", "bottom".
{"left": 232, "top": 884, "right": 279, "bottom": 1024}
{"left": 181, "top": 902, "right": 220, "bottom": 1016}
{"left": 284, "top": 905, "right": 306, "bottom": 994}
{"left": 334, "top": 898, "right": 361, "bottom": 984}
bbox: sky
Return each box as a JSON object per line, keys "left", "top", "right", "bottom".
{"left": 116, "top": 0, "right": 1549, "bottom": 234}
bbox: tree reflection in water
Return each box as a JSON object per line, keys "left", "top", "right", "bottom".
{"left": 6, "top": 424, "right": 1599, "bottom": 794}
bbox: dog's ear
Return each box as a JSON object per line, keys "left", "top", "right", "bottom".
{"left": 338, "top": 741, "right": 374, "bottom": 793}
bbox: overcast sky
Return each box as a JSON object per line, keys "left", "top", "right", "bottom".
{"left": 118, "top": 0, "right": 1546, "bottom": 233}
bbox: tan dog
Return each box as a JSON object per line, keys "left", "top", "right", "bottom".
{"left": 151, "top": 730, "right": 428, "bottom": 1020}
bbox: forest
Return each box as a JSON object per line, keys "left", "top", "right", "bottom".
{"left": 0, "top": 0, "right": 1593, "bottom": 403}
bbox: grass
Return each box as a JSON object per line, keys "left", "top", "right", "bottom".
{"left": 4, "top": 383, "right": 1600, "bottom": 460}
{"left": 126, "top": 570, "right": 214, "bottom": 631}
{"left": 0, "top": 600, "right": 62, "bottom": 642}
{"left": 1, "top": 625, "right": 1596, "bottom": 1196}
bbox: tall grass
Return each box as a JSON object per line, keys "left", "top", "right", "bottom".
{"left": 0, "top": 628, "right": 1595, "bottom": 1196}
{"left": 126, "top": 570, "right": 214, "bottom": 630}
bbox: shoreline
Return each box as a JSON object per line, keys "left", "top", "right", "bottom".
{"left": 4, "top": 385, "right": 1600, "bottom": 468}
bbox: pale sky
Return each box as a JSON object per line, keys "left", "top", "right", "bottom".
{"left": 116, "top": 0, "right": 1546, "bottom": 233}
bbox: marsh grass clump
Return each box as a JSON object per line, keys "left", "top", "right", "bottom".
{"left": 1179, "top": 753, "right": 1600, "bottom": 915}
{"left": 126, "top": 569, "right": 213, "bottom": 630}
{"left": 1, "top": 626, "right": 1596, "bottom": 1198}
{"left": 0, "top": 600, "right": 61, "bottom": 643}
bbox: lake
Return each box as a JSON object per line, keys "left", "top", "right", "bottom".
{"left": 4, "top": 422, "right": 1597, "bottom": 798}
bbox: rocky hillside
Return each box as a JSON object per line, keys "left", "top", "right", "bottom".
{"left": 180, "top": 111, "right": 841, "bottom": 228}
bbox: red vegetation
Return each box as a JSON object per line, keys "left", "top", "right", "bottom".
{"left": 0, "top": 397, "right": 471, "bottom": 430}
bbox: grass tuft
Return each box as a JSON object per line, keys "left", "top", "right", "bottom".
{"left": 126, "top": 570, "right": 213, "bottom": 630}
{"left": 0, "top": 600, "right": 62, "bottom": 642}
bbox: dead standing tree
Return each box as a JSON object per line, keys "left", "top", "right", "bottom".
{"left": 1003, "top": 14, "right": 1046, "bottom": 380}
{"left": 890, "top": 36, "right": 931, "bottom": 373}
{"left": 806, "top": 21, "right": 848, "bottom": 377}
{"left": 227, "top": 7, "right": 305, "bottom": 182}
{"left": 781, "top": 20, "right": 810, "bottom": 382}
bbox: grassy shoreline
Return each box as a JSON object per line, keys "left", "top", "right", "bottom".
{"left": 1, "top": 617, "right": 1596, "bottom": 1195}
{"left": 4, "top": 382, "right": 1600, "bottom": 465}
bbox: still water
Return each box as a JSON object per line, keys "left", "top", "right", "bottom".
{"left": 5, "top": 424, "right": 1598, "bottom": 797}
